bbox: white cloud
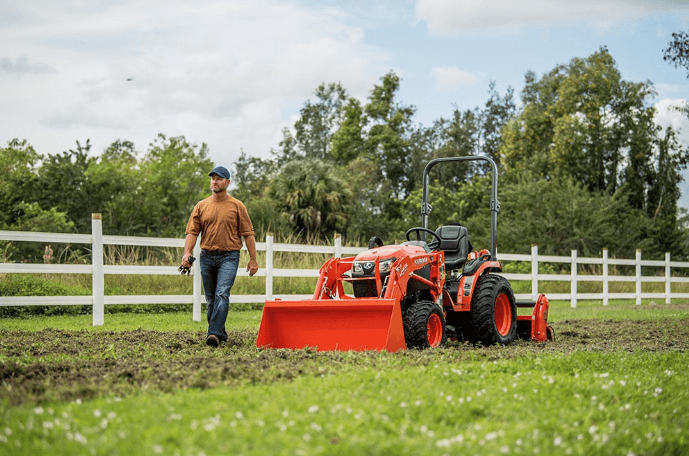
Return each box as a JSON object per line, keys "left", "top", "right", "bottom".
{"left": 432, "top": 66, "right": 479, "bottom": 91}
{"left": 0, "top": 55, "right": 56, "bottom": 75}
{"left": 654, "top": 98, "right": 689, "bottom": 142}
{"left": 415, "top": 0, "right": 682, "bottom": 35}
{"left": 0, "top": 0, "right": 391, "bottom": 163}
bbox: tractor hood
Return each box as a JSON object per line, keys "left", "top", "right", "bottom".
{"left": 354, "top": 244, "right": 427, "bottom": 263}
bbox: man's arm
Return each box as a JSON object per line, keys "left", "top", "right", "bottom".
{"left": 244, "top": 234, "right": 259, "bottom": 277}
{"left": 182, "top": 233, "right": 198, "bottom": 267}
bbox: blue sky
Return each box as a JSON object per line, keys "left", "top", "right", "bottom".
{"left": 1, "top": 0, "right": 688, "bottom": 203}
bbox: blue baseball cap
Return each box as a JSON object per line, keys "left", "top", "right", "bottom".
{"left": 209, "top": 166, "right": 231, "bottom": 180}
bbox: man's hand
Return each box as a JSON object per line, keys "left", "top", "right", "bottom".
{"left": 247, "top": 258, "right": 259, "bottom": 277}
{"left": 179, "top": 254, "right": 195, "bottom": 276}
{"left": 181, "top": 252, "right": 193, "bottom": 268}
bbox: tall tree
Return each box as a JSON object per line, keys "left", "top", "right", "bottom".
{"left": 138, "top": 134, "right": 214, "bottom": 237}
{"left": 274, "top": 82, "right": 348, "bottom": 165}
{"left": 501, "top": 47, "right": 658, "bottom": 195}
{"left": 35, "top": 139, "right": 95, "bottom": 233}
{"left": 663, "top": 30, "right": 689, "bottom": 119}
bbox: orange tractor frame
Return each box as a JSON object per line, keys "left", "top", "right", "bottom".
{"left": 256, "top": 156, "right": 553, "bottom": 351}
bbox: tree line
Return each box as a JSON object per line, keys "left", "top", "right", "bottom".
{"left": 2, "top": 46, "right": 688, "bottom": 262}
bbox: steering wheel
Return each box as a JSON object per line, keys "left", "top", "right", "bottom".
{"left": 405, "top": 227, "right": 441, "bottom": 251}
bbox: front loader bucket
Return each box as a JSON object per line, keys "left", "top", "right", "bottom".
{"left": 256, "top": 298, "right": 406, "bottom": 352}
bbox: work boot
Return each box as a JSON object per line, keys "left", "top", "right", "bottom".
{"left": 206, "top": 334, "right": 220, "bottom": 347}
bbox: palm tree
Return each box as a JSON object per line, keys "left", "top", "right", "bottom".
{"left": 269, "top": 159, "right": 353, "bottom": 239}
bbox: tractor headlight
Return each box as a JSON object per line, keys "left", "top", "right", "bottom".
{"left": 379, "top": 258, "right": 396, "bottom": 274}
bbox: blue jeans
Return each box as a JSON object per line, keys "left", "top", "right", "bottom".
{"left": 200, "top": 250, "right": 240, "bottom": 342}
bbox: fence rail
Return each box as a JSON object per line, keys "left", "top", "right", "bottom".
{"left": 1, "top": 214, "right": 688, "bottom": 325}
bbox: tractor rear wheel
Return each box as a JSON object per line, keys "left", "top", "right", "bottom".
{"left": 403, "top": 300, "right": 447, "bottom": 349}
{"left": 466, "top": 274, "right": 517, "bottom": 345}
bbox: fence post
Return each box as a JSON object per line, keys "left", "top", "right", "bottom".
{"left": 570, "top": 250, "right": 577, "bottom": 308}
{"left": 665, "top": 252, "right": 671, "bottom": 305}
{"left": 91, "top": 214, "right": 104, "bottom": 326}
{"left": 192, "top": 240, "right": 202, "bottom": 322}
{"left": 635, "top": 249, "right": 642, "bottom": 305}
{"left": 266, "top": 233, "right": 273, "bottom": 301}
{"left": 335, "top": 234, "right": 342, "bottom": 258}
{"left": 531, "top": 245, "right": 539, "bottom": 301}
{"left": 602, "top": 248, "right": 609, "bottom": 306}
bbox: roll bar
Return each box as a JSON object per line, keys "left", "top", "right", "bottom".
{"left": 421, "top": 156, "right": 500, "bottom": 260}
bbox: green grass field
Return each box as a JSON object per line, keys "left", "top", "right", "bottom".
{"left": 1, "top": 301, "right": 688, "bottom": 455}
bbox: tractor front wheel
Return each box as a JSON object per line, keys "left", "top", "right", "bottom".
{"left": 403, "top": 300, "right": 447, "bottom": 349}
{"left": 467, "top": 274, "right": 517, "bottom": 345}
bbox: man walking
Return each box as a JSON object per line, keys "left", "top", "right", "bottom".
{"left": 182, "top": 165, "right": 259, "bottom": 347}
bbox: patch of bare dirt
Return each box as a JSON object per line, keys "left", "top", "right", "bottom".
{"left": 1, "top": 319, "right": 687, "bottom": 406}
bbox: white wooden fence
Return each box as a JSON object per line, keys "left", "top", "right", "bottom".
{"left": 1, "top": 214, "right": 688, "bottom": 326}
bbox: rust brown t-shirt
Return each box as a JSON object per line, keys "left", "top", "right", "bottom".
{"left": 185, "top": 195, "right": 254, "bottom": 251}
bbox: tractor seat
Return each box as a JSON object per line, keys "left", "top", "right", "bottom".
{"left": 435, "top": 224, "right": 472, "bottom": 271}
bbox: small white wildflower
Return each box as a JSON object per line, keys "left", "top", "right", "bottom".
{"left": 303, "top": 433, "right": 312, "bottom": 441}
{"left": 308, "top": 405, "right": 319, "bottom": 413}
{"left": 34, "top": 407, "right": 44, "bottom": 415}
{"left": 400, "top": 402, "right": 407, "bottom": 408}
{"left": 500, "top": 446, "right": 509, "bottom": 453}
{"left": 420, "top": 425, "right": 428, "bottom": 433}
{"left": 589, "top": 425, "right": 598, "bottom": 435}
{"left": 653, "top": 388, "right": 663, "bottom": 397}
{"left": 445, "top": 396, "right": 452, "bottom": 402}
{"left": 235, "top": 411, "right": 243, "bottom": 419}
{"left": 600, "top": 373, "right": 609, "bottom": 378}
{"left": 516, "top": 438, "right": 523, "bottom": 446}
{"left": 485, "top": 432, "right": 497, "bottom": 441}
{"left": 436, "top": 439, "right": 450, "bottom": 448}
{"left": 4, "top": 428, "right": 11, "bottom": 436}
{"left": 665, "top": 370, "right": 672, "bottom": 376}
{"left": 415, "top": 400, "right": 422, "bottom": 406}
{"left": 153, "top": 444, "right": 163, "bottom": 454}
{"left": 94, "top": 410, "right": 101, "bottom": 417}
{"left": 619, "top": 380, "right": 627, "bottom": 386}
{"left": 74, "top": 433, "right": 87, "bottom": 444}
{"left": 0, "top": 435, "right": 6, "bottom": 444}
{"left": 42, "top": 422, "right": 53, "bottom": 429}
{"left": 310, "top": 423, "right": 322, "bottom": 432}
{"left": 554, "top": 436, "right": 562, "bottom": 446}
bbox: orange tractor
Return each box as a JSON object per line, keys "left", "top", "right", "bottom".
{"left": 256, "top": 156, "right": 553, "bottom": 351}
